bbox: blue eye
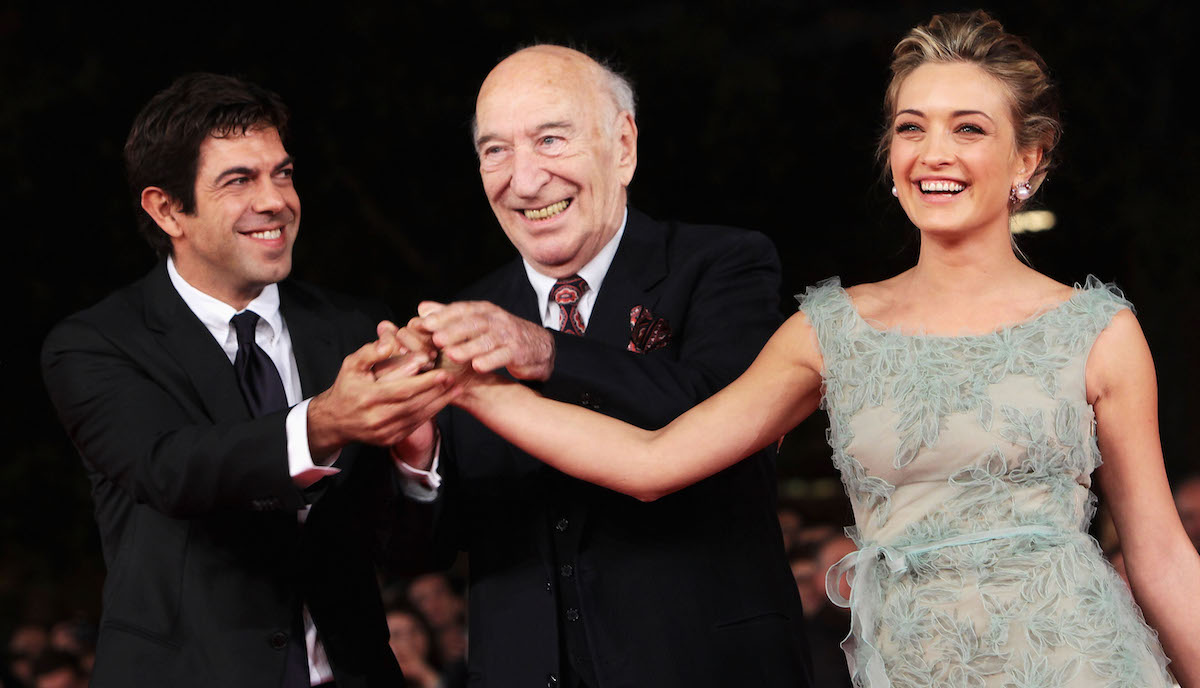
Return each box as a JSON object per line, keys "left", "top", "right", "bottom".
{"left": 895, "top": 123, "right": 921, "bottom": 134}
{"left": 957, "top": 124, "right": 986, "bottom": 135}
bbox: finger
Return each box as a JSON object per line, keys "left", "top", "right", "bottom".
{"left": 373, "top": 367, "right": 448, "bottom": 399}
{"left": 376, "top": 320, "right": 399, "bottom": 340}
{"left": 407, "top": 315, "right": 434, "bottom": 334}
{"left": 381, "top": 388, "right": 462, "bottom": 444}
{"left": 374, "top": 351, "right": 432, "bottom": 381}
{"left": 419, "top": 300, "right": 488, "bottom": 332}
{"left": 441, "top": 329, "right": 498, "bottom": 360}
{"left": 394, "top": 326, "right": 437, "bottom": 356}
{"left": 469, "top": 347, "right": 512, "bottom": 374}
{"left": 417, "top": 300, "right": 446, "bottom": 318}
{"left": 345, "top": 338, "right": 398, "bottom": 373}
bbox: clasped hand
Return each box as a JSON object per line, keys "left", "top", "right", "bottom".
{"left": 375, "top": 300, "right": 555, "bottom": 384}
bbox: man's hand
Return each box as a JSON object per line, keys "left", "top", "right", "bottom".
{"left": 306, "top": 335, "right": 458, "bottom": 460}
{"left": 372, "top": 319, "right": 439, "bottom": 379}
{"left": 414, "top": 300, "right": 555, "bottom": 381}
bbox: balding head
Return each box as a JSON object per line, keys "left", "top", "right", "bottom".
{"left": 473, "top": 45, "right": 639, "bottom": 278}
{"left": 474, "top": 45, "right": 635, "bottom": 141}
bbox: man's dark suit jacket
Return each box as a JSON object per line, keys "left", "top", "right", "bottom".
{"left": 41, "top": 263, "right": 415, "bottom": 688}
{"left": 436, "top": 208, "right": 812, "bottom": 687}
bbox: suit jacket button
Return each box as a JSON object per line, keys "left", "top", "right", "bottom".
{"left": 555, "top": 518, "right": 569, "bottom": 533}
{"left": 269, "top": 631, "right": 288, "bottom": 650}
{"left": 579, "top": 392, "right": 591, "bottom": 407}
{"left": 546, "top": 674, "right": 559, "bottom": 687}
{"left": 560, "top": 564, "right": 574, "bottom": 578}
{"left": 565, "top": 607, "right": 580, "bottom": 622}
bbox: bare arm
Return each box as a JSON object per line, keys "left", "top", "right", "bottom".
{"left": 454, "top": 311, "right": 825, "bottom": 501}
{"left": 1089, "top": 309, "right": 1200, "bottom": 686}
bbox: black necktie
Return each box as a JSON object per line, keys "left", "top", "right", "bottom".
{"left": 231, "top": 311, "right": 288, "bottom": 417}
{"left": 232, "top": 312, "right": 308, "bottom": 686}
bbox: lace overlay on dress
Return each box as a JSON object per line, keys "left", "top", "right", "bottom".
{"left": 797, "top": 276, "right": 1173, "bottom": 688}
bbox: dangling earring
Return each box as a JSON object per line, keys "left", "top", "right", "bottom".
{"left": 1011, "top": 181, "right": 1032, "bottom": 202}
{"left": 891, "top": 185, "right": 899, "bottom": 198}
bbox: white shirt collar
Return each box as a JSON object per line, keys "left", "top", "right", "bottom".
{"left": 166, "top": 256, "right": 284, "bottom": 350}
{"left": 523, "top": 207, "right": 627, "bottom": 325}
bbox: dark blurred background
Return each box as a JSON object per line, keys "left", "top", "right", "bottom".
{"left": 4, "top": 0, "right": 1197, "bottom": 648}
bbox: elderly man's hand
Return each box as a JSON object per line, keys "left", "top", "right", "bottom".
{"left": 415, "top": 301, "right": 555, "bottom": 381}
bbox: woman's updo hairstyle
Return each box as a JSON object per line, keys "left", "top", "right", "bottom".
{"left": 878, "top": 11, "right": 1062, "bottom": 197}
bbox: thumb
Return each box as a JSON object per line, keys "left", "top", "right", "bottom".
{"left": 376, "top": 319, "right": 399, "bottom": 340}
{"left": 417, "top": 301, "right": 445, "bottom": 318}
{"left": 343, "top": 338, "right": 396, "bottom": 371}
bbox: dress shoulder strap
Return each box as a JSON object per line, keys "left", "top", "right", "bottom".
{"left": 795, "top": 277, "right": 858, "bottom": 365}
{"left": 1040, "top": 275, "right": 1136, "bottom": 357}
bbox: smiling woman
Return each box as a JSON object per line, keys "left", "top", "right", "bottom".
{"left": 442, "top": 10, "right": 1200, "bottom": 688}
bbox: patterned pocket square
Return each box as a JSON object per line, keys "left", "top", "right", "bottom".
{"left": 628, "top": 306, "right": 672, "bottom": 353}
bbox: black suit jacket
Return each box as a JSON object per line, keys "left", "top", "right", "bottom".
{"left": 41, "top": 263, "right": 414, "bottom": 688}
{"left": 436, "top": 209, "right": 811, "bottom": 687}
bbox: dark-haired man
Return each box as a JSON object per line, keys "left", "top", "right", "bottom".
{"left": 41, "top": 73, "right": 449, "bottom": 688}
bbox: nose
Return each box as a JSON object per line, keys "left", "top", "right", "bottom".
{"left": 251, "top": 178, "right": 288, "bottom": 214}
{"left": 919, "top": 132, "right": 955, "bottom": 168}
{"left": 509, "top": 146, "right": 550, "bottom": 198}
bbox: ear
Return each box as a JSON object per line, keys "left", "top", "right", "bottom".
{"left": 140, "top": 186, "right": 185, "bottom": 241}
{"left": 615, "top": 111, "right": 638, "bottom": 187}
{"left": 1015, "top": 147, "right": 1043, "bottom": 187}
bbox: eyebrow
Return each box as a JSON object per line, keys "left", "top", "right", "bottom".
{"left": 214, "top": 156, "right": 294, "bottom": 182}
{"left": 474, "top": 121, "right": 575, "bottom": 149}
{"left": 896, "top": 108, "right": 996, "bottom": 122}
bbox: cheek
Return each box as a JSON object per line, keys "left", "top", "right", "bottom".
{"left": 888, "top": 145, "right": 912, "bottom": 179}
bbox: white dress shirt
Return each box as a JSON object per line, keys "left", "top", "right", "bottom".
{"left": 523, "top": 207, "right": 627, "bottom": 329}
{"left": 166, "top": 257, "right": 334, "bottom": 685}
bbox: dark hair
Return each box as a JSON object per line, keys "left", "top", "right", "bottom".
{"left": 878, "top": 11, "right": 1061, "bottom": 206}
{"left": 123, "top": 72, "right": 290, "bottom": 257}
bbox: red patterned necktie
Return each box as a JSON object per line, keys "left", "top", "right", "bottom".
{"left": 551, "top": 275, "right": 588, "bottom": 336}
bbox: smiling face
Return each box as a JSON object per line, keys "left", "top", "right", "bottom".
{"left": 163, "top": 126, "right": 299, "bottom": 308}
{"left": 889, "top": 61, "right": 1040, "bottom": 239}
{"left": 475, "top": 46, "right": 637, "bottom": 278}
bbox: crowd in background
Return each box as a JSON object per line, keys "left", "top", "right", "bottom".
{"left": 3, "top": 473, "right": 1196, "bottom": 688}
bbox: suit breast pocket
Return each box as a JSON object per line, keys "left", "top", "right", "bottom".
{"left": 104, "top": 506, "right": 190, "bottom": 639}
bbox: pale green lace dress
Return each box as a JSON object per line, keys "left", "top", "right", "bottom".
{"left": 798, "top": 277, "right": 1173, "bottom": 688}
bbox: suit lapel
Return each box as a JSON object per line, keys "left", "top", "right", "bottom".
{"left": 494, "top": 260, "right": 543, "bottom": 324}
{"left": 278, "top": 283, "right": 341, "bottom": 399}
{"left": 586, "top": 208, "right": 668, "bottom": 347}
{"left": 143, "top": 264, "right": 252, "bottom": 423}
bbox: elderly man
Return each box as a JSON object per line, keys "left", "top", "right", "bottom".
{"left": 41, "top": 73, "right": 452, "bottom": 688}
{"left": 397, "top": 46, "right": 811, "bottom": 687}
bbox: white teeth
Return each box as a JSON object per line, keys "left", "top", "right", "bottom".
{"left": 522, "top": 199, "right": 570, "bottom": 220}
{"left": 248, "top": 228, "right": 282, "bottom": 239}
{"left": 920, "top": 180, "right": 966, "bottom": 193}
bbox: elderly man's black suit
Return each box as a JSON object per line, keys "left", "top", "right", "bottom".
{"left": 41, "top": 263, "right": 416, "bottom": 688}
{"left": 435, "top": 208, "right": 812, "bottom": 687}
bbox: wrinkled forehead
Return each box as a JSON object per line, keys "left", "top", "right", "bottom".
{"left": 476, "top": 50, "right": 609, "bottom": 130}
